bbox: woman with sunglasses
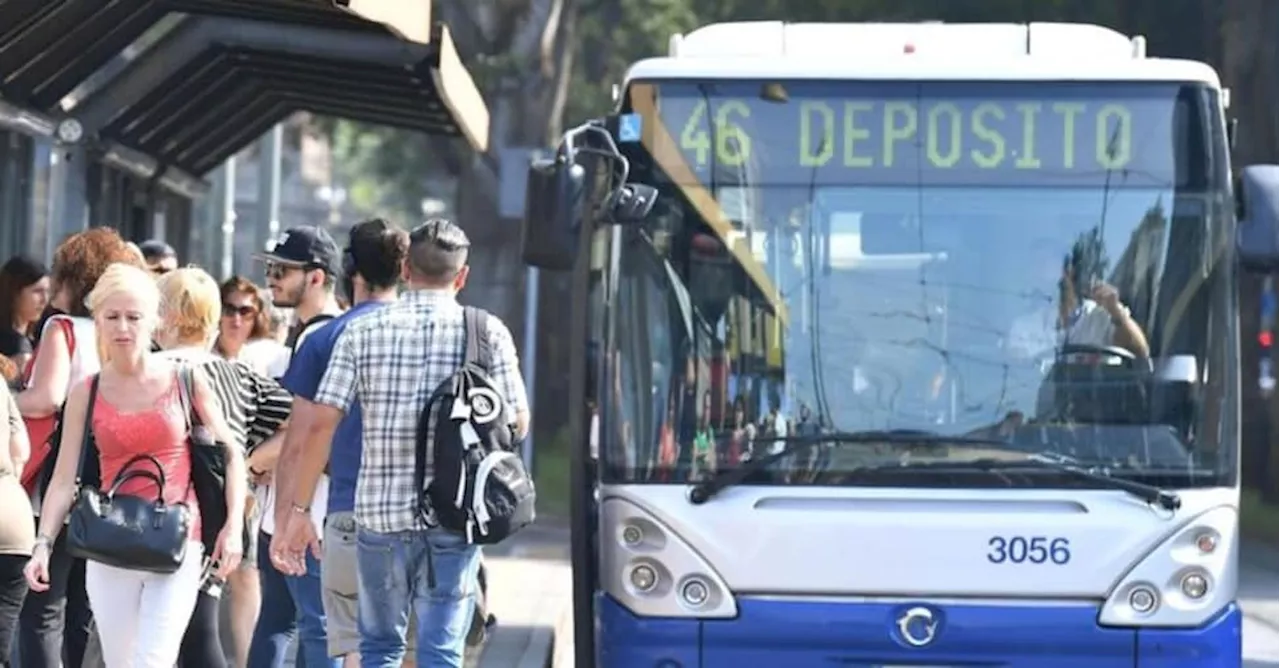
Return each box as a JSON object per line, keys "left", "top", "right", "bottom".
{"left": 212, "top": 276, "right": 288, "bottom": 667}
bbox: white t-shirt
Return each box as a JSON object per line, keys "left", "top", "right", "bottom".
{"left": 1007, "top": 299, "right": 1122, "bottom": 359}
{"left": 239, "top": 338, "right": 289, "bottom": 378}
{"left": 256, "top": 318, "right": 333, "bottom": 537}
{"left": 44, "top": 316, "right": 99, "bottom": 387}
{"left": 769, "top": 412, "right": 789, "bottom": 455}
{"left": 30, "top": 316, "right": 98, "bottom": 510}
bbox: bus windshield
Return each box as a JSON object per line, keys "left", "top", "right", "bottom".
{"left": 593, "top": 78, "right": 1237, "bottom": 490}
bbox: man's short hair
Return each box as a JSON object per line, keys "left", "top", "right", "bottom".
{"left": 407, "top": 218, "right": 470, "bottom": 282}
{"left": 348, "top": 219, "right": 409, "bottom": 290}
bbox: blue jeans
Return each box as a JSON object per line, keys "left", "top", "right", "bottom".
{"left": 356, "top": 527, "right": 481, "bottom": 668}
{"left": 247, "top": 532, "right": 340, "bottom": 668}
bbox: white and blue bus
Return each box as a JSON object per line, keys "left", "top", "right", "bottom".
{"left": 520, "top": 20, "right": 1277, "bottom": 668}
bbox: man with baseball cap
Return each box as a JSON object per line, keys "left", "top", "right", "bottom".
{"left": 247, "top": 225, "right": 343, "bottom": 668}
{"left": 139, "top": 239, "right": 178, "bottom": 275}
{"left": 254, "top": 227, "right": 342, "bottom": 326}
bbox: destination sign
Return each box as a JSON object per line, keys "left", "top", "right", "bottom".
{"left": 636, "top": 81, "right": 1192, "bottom": 187}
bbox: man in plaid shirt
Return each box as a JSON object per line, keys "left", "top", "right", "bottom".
{"left": 303, "top": 219, "right": 529, "bottom": 668}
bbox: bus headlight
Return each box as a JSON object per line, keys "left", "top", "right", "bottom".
{"left": 600, "top": 497, "right": 738, "bottom": 619}
{"left": 621, "top": 524, "right": 645, "bottom": 547}
{"left": 629, "top": 563, "right": 659, "bottom": 592}
{"left": 1098, "top": 505, "right": 1237, "bottom": 628}
{"left": 679, "top": 576, "right": 712, "bottom": 607}
{"left": 1180, "top": 572, "right": 1210, "bottom": 599}
{"left": 1128, "top": 585, "right": 1159, "bottom": 614}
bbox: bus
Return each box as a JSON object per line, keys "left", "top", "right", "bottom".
{"left": 520, "top": 21, "right": 1278, "bottom": 667}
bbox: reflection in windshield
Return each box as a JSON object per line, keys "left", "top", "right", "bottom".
{"left": 592, "top": 81, "right": 1237, "bottom": 490}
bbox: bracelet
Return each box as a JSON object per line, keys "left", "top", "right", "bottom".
{"left": 290, "top": 502, "right": 311, "bottom": 515}
{"left": 33, "top": 534, "right": 51, "bottom": 550}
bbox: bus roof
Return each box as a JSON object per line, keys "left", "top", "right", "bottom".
{"left": 626, "top": 57, "right": 1221, "bottom": 87}
{"left": 626, "top": 21, "right": 1221, "bottom": 87}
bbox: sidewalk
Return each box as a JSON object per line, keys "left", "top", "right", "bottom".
{"left": 474, "top": 521, "right": 573, "bottom": 668}
{"left": 1241, "top": 539, "right": 1279, "bottom": 667}
{"left": 1241, "top": 538, "right": 1279, "bottom": 629}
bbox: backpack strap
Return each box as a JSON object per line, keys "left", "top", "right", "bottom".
{"left": 290, "top": 314, "right": 336, "bottom": 357}
{"left": 463, "top": 306, "right": 492, "bottom": 370}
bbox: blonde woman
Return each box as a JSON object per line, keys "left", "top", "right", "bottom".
{"left": 154, "top": 268, "right": 292, "bottom": 668}
{"left": 23, "top": 263, "right": 246, "bottom": 668}
{"left": 17, "top": 227, "right": 143, "bottom": 668}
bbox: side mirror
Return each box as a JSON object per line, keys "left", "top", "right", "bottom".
{"left": 521, "top": 155, "right": 585, "bottom": 271}
{"left": 520, "top": 119, "right": 663, "bottom": 271}
{"left": 608, "top": 183, "right": 659, "bottom": 224}
{"left": 1236, "top": 165, "right": 1279, "bottom": 273}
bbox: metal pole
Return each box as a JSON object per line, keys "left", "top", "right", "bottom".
{"left": 46, "top": 143, "right": 89, "bottom": 262}
{"left": 219, "top": 157, "right": 237, "bottom": 280}
{"left": 255, "top": 124, "right": 284, "bottom": 259}
{"left": 521, "top": 266, "right": 539, "bottom": 473}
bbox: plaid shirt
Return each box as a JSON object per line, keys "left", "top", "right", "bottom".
{"left": 313, "top": 289, "right": 529, "bottom": 533}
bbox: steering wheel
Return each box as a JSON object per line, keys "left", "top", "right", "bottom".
{"left": 1055, "top": 343, "right": 1140, "bottom": 367}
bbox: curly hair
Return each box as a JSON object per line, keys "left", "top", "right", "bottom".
{"left": 50, "top": 227, "right": 145, "bottom": 318}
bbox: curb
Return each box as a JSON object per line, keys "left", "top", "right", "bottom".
{"left": 551, "top": 598, "right": 575, "bottom": 667}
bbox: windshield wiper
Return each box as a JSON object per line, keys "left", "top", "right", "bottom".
{"left": 687, "top": 429, "right": 1012, "bottom": 505}
{"left": 877, "top": 458, "right": 1182, "bottom": 511}
{"left": 686, "top": 430, "right": 1182, "bottom": 512}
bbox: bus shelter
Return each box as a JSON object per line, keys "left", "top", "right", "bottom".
{"left": 0, "top": 0, "right": 488, "bottom": 263}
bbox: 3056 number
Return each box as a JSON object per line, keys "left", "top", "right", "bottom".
{"left": 987, "top": 536, "right": 1071, "bottom": 565}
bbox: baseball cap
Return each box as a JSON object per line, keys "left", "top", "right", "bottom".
{"left": 138, "top": 239, "right": 176, "bottom": 261}
{"left": 254, "top": 226, "right": 341, "bottom": 275}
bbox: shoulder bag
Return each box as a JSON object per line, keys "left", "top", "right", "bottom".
{"left": 177, "top": 365, "right": 231, "bottom": 554}
{"left": 65, "top": 375, "right": 192, "bottom": 573}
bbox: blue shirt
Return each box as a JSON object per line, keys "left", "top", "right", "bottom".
{"left": 281, "top": 300, "right": 388, "bottom": 514}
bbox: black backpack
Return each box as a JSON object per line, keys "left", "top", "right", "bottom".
{"left": 415, "top": 307, "right": 536, "bottom": 544}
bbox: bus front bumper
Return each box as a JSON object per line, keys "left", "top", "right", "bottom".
{"left": 596, "top": 593, "right": 1242, "bottom": 668}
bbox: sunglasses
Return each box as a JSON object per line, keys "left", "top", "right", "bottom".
{"left": 222, "top": 304, "right": 258, "bottom": 319}
{"left": 151, "top": 266, "right": 172, "bottom": 276}
{"left": 265, "top": 262, "right": 325, "bottom": 280}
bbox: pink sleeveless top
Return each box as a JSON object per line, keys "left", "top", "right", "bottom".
{"left": 92, "top": 374, "right": 200, "bottom": 541}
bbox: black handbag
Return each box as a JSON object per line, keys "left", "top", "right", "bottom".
{"left": 65, "top": 375, "right": 193, "bottom": 574}
{"left": 176, "top": 366, "right": 230, "bottom": 554}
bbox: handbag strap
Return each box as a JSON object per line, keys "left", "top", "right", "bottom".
{"left": 73, "top": 375, "right": 100, "bottom": 486}
{"left": 175, "top": 365, "right": 207, "bottom": 431}
{"left": 176, "top": 366, "right": 193, "bottom": 434}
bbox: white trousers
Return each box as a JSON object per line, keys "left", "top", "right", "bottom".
{"left": 84, "top": 542, "right": 204, "bottom": 668}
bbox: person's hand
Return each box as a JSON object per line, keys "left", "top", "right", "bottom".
{"left": 270, "top": 511, "right": 321, "bottom": 577}
{"left": 1091, "top": 281, "right": 1124, "bottom": 317}
{"left": 24, "top": 542, "right": 51, "bottom": 591}
{"left": 249, "top": 467, "right": 272, "bottom": 486}
{"left": 212, "top": 524, "right": 245, "bottom": 579}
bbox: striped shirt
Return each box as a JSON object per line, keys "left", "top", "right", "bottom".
{"left": 313, "top": 290, "right": 528, "bottom": 534}
{"left": 156, "top": 348, "right": 292, "bottom": 451}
